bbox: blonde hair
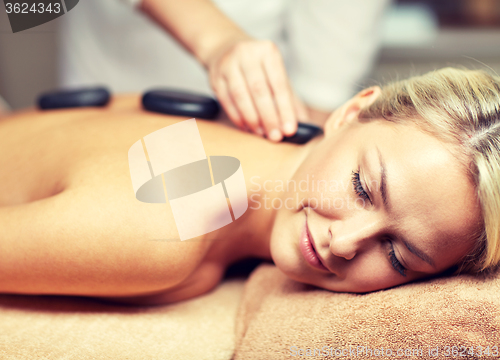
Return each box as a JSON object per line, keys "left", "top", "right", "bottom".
{"left": 359, "top": 67, "right": 500, "bottom": 275}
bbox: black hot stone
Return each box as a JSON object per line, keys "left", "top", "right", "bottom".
{"left": 282, "top": 123, "right": 323, "bottom": 144}
{"left": 38, "top": 87, "right": 110, "bottom": 110}
{"left": 142, "top": 89, "right": 220, "bottom": 119}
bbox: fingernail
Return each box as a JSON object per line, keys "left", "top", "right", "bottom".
{"left": 269, "top": 129, "right": 282, "bottom": 142}
{"left": 255, "top": 127, "right": 264, "bottom": 136}
{"left": 283, "top": 122, "right": 295, "bottom": 135}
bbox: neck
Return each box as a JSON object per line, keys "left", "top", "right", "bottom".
{"left": 214, "top": 135, "right": 323, "bottom": 266}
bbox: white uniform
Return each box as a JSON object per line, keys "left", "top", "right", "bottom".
{"left": 59, "top": 0, "right": 389, "bottom": 110}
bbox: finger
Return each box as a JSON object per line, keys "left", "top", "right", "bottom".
{"left": 262, "top": 53, "right": 297, "bottom": 137}
{"left": 240, "top": 62, "right": 282, "bottom": 142}
{"left": 213, "top": 77, "right": 247, "bottom": 131}
{"left": 224, "top": 65, "right": 261, "bottom": 134}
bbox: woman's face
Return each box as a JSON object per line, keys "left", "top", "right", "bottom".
{"left": 270, "top": 89, "right": 482, "bottom": 293}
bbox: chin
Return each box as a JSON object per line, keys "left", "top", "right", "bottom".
{"left": 269, "top": 232, "right": 298, "bottom": 275}
{"left": 270, "top": 206, "right": 331, "bottom": 288}
{"left": 270, "top": 235, "right": 325, "bottom": 288}
{"left": 273, "top": 262, "right": 343, "bottom": 293}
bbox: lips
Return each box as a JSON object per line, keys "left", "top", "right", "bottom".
{"left": 299, "top": 217, "right": 330, "bottom": 272}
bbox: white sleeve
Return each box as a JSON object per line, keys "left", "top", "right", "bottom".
{"left": 285, "top": 0, "right": 391, "bottom": 110}
{"left": 118, "top": 0, "right": 142, "bottom": 7}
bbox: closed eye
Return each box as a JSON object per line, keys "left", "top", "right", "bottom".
{"left": 351, "top": 169, "right": 372, "bottom": 205}
{"left": 388, "top": 240, "right": 407, "bottom": 277}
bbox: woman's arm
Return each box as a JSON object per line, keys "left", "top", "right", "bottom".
{"left": 0, "top": 165, "right": 211, "bottom": 298}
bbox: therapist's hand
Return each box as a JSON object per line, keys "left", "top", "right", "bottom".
{"left": 139, "top": 0, "right": 307, "bottom": 141}
{"left": 205, "top": 38, "right": 308, "bottom": 142}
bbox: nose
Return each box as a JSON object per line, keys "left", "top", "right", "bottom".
{"left": 328, "top": 214, "right": 384, "bottom": 260}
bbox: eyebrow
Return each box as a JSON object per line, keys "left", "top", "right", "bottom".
{"left": 375, "top": 146, "right": 436, "bottom": 269}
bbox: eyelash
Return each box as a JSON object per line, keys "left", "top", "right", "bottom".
{"left": 351, "top": 170, "right": 371, "bottom": 204}
{"left": 388, "top": 242, "right": 407, "bottom": 277}
{"left": 351, "top": 169, "right": 407, "bottom": 277}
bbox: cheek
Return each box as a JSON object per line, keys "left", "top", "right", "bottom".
{"left": 291, "top": 160, "right": 355, "bottom": 220}
{"left": 269, "top": 210, "right": 302, "bottom": 275}
{"left": 333, "top": 257, "right": 407, "bottom": 293}
{"left": 289, "top": 147, "right": 346, "bottom": 200}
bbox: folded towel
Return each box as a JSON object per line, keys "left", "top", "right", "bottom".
{"left": 234, "top": 264, "right": 500, "bottom": 359}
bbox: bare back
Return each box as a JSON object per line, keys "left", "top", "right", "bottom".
{"left": 0, "top": 95, "right": 300, "bottom": 304}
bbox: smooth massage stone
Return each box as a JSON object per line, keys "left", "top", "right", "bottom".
{"left": 282, "top": 122, "right": 323, "bottom": 144}
{"left": 143, "top": 89, "right": 321, "bottom": 143}
{"left": 142, "top": 89, "right": 220, "bottom": 119}
{"left": 38, "top": 87, "right": 111, "bottom": 109}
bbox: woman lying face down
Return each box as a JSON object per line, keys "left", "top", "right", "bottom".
{"left": 0, "top": 68, "right": 498, "bottom": 304}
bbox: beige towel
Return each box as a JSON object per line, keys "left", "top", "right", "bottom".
{"left": 0, "top": 278, "right": 245, "bottom": 360}
{"left": 234, "top": 264, "right": 500, "bottom": 359}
